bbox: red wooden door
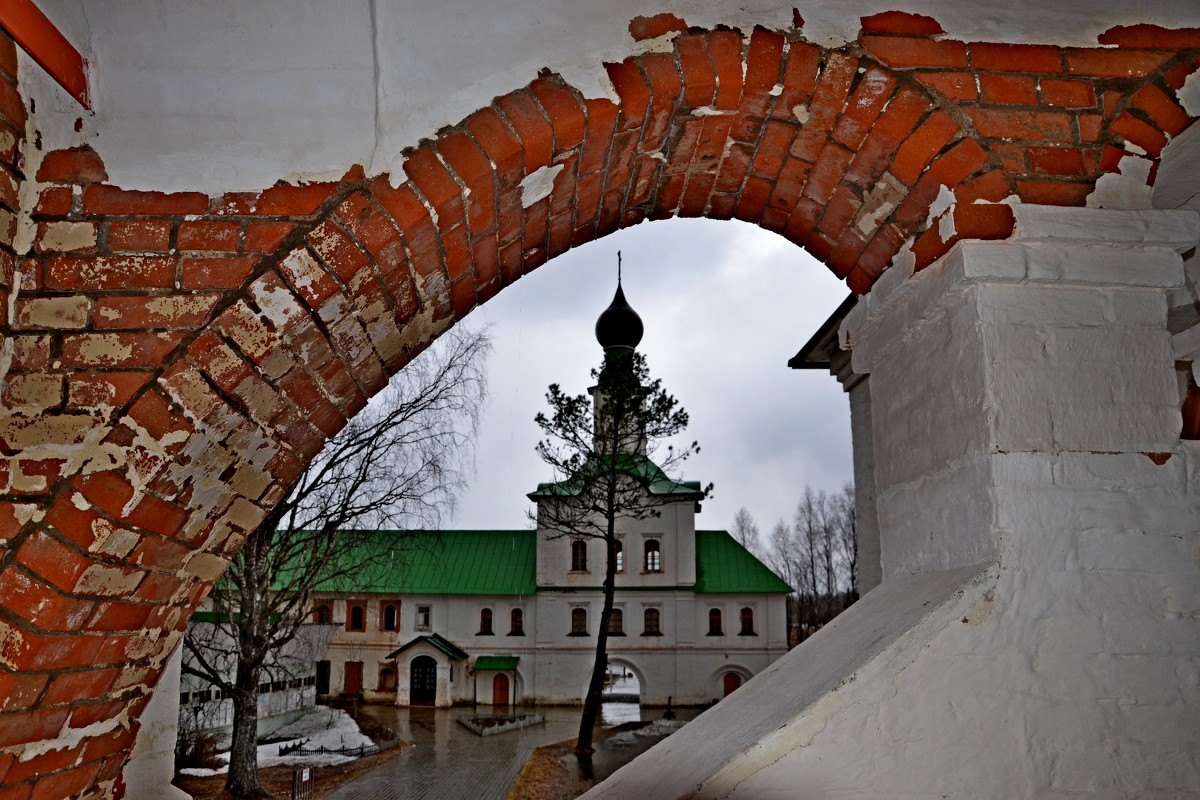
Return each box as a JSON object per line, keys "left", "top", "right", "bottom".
{"left": 344, "top": 661, "right": 363, "bottom": 695}
{"left": 723, "top": 673, "right": 741, "bottom": 697}
{"left": 493, "top": 674, "right": 510, "bottom": 706}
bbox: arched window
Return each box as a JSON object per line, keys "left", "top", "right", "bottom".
{"left": 313, "top": 603, "right": 331, "bottom": 624}
{"left": 570, "top": 607, "right": 588, "bottom": 636}
{"left": 644, "top": 539, "right": 661, "bottom": 572}
{"left": 607, "top": 608, "right": 624, "bottom": 635}
{"left": 347, "top": 603, "right": 366, "bottom": 632}
{"left": 571, "top": 539, "right": 588, "bottom": 572}
{"left": 479, "top": 607, "right": 493, "bottom": 635}
{"left": 378, "top": 665, "right": 397, "bottom": 692}
{"left": 708, "top": 608, "right": 723, "bottom": 636}
{"left": 509, "top": 608, "right": 524, "bottom": 636}
{"left": 740, "top": 607, "right": 756, "bottom": 636}
{"left": 381, "top": 603, "right": 398, "bottom": 631}
{"left": 614, "top": 539, "right": 624, "bottom": 573}
{"left": 643, "top": 607, "right": 661, "bottom": 635}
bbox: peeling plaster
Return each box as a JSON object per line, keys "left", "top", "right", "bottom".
{"left": 1088, "top": 155, "right": 1154, "bottom": 209}
{"left": 19, "top": 714, "right": 126, "bottom": 762}
{"left": 520, "top": 164, "right": 564, "bottom": 208}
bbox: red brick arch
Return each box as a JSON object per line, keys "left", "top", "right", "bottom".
{"left": 0, "top": 14, "right": 1197, "bottom": 798}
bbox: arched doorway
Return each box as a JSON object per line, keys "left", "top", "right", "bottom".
{"left": 723, "top": 673, "right": 742, "bottom": 697}
{"left": 493, "top": 674, "right": 510, "bottom": 707}
{"left": 410, "top": 656, "right": 438, "bottom": 705}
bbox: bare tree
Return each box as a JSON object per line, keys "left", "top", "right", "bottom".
{"left": 183, "top": 326, "right": 489, "bottom": 798}
{"left": 765, "top": 484, "right": 858, "bottom": 644}
{"left": 530, "top": 346, "right": 709, "bottom": 759}
{"left": 731, "top": 507, "right": 763, "bottom": 558}
{"left": 832, "top": 483, "right": 858, "bottom": 600}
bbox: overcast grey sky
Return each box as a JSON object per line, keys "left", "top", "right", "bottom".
{"left": 432, "top": 217, "right": 852, "bottom": 535}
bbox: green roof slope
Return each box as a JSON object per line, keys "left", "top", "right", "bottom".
{"left": 316, "top": 530, "right": 537, "bottom": 595}
{"left": 694, "top": 530, "right": 793, "bottom": 594}
{"left": 529, "top": 454, "right": 704, "bottom": 498}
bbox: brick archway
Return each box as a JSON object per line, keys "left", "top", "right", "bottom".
{"left": 0, "top": 14, "right": 1197, "bottom": 798}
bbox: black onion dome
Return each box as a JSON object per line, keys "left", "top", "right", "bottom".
{"left": 595, "top": 282, "right": 643, "bottom": 351}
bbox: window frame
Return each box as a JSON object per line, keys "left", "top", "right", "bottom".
{"left": 739, "top": 606, "right": 756, "bottom": 636}
{"left": 607, "top": 607, "right": 625, "bottom": 636}
{"left": 479, "top": 607, "right": 494, "bottom": 635}
{"left": 416, "top": 605, "right": 431, "bottom": 632}
{"left": 347, "top": 601, "right": 367, "bottom": 632}
{"left": 313, "top": 602, "right": 332, "bottom": 625}
{"left": 569, "top": 607, "right": 588, "bottom": 636}
{"left": 509, "top": 608, "right": 525, "bottom": 636}
{"left": 643, "top": 538, "right": 662, "bottom": 573}
{"left": 708, "top": 607, "right": 723, "bottom": 636}
{"left": 642, "top": 606, "right": 662, "bottom": 636}
{"left": 381, "top": 601, "right": 399, "bottom": 632}
{"left": 570, "top": 539, "right": 588, "bottom": 572}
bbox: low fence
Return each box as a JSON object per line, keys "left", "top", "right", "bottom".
{"left": 278, "top": 736, "right": 400, "bottom": 758}
{"left": 457, "top": 713, "right": 545, "bottom": 737}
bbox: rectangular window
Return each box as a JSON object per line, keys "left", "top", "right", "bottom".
{"left": 644, "top": 539, "right": 662, "bottom": 573}
{"left": 417, "top": 605, "right": 431, "bottom": 631}
{"left": 347, "top": 601, "right": 366, "bottom": 632}
{"left": 571, "top": 539, "right": 588, "bottom": 572}
{"left": 381, "top": 602, "right": 399, "bottom": 632}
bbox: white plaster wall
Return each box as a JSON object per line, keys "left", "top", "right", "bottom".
{"left": 27, "top": 0, "right": 1200, "bottom": 194}
{"left": 123, "top": 644, "right": 190, "bottom": 800}
{"left": 587, "top": 206, "right": 1200, "bottom": 798}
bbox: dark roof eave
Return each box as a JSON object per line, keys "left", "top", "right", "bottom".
{"left": 788, "top": 293, "right": 857, "bottom": 369}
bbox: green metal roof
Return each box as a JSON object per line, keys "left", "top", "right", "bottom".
{"left": 314, "top": 528, "right": 789, "bottom": 596}
{"left": 473, "top": 656, "right": 519, "bottom": 671}
{"left": 528, "top": 453, "right": 704, "bottom": 498}
{"left": 315, "top": 530, "right": 537, "bottom": 595}
{"left": 694, "top": 530, "right": 793, "bottom": 594}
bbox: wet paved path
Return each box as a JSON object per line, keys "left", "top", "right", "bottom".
{"left": 324, "top": 707, "right": 583, "bottom": 800}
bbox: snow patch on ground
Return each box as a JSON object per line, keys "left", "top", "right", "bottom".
{"left": 178, "top": 707, "right": 374, "bottom": 776}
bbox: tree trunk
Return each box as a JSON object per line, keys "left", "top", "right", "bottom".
{"left": 577, "top": 533, "right": 617, "bottom": 756}
{"left": 225, "top": 660, "right": 268, "bottom": 798}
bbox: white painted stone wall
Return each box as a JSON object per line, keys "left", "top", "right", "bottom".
{"left": 28, "top": 0, "right": 1200, "bottom": 195}
{"left": 586, "top": 205, "right": 1200, "bottom": 798}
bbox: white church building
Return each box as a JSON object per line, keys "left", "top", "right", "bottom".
{"left": 313, "top": 286, "right": 791, "bottom": 708}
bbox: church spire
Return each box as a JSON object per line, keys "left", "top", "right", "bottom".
{"left": 594, "top": 251, "right": 643, "bottom": 353}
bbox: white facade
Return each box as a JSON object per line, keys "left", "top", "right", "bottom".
{"left": 315, "top": 495, "right": 789, "bottom": 708}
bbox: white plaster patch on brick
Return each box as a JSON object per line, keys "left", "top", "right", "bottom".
{"left": 520, "top": 164, "right": 564, "bottom": 209}
{"left": 792, "top": 104, "right": 810, "bottom": 124}
{"left": 19, "top": 713, "right": 125, "bottom": 762}
{"left": 75, "top": 563, "right": 144, "bottom": 596}
{"left": 854, "top": 173, "right": 904, "bottom": 237}
{"left": 1154, "top": 123, "right": 1200, "bottom": 211}
{"left": 693, "top": 106, "right": 735, "bottom": 116}
{"left": 937, "top": 206, "right": 956, "bottom": 241}
{"left": 925, "top": 184, "right": 956, "bottom": 229}
{"left": 252, "top": 279, "right": 307, "bottom": 332}
{"left": 1178, "top": 69, "right": 1200, "bottom": 116}
{"left": 767, "top": 82, "right": 783, "bottom": 97}
{"left": 41, "top": 220, "right": 97, "bottom": 252}
{"left": 1088, "top": 155, "right": 1154, "bottom": 209}
{"left": 89, "top": 517, "right": 141, "bottom": 559}
{"left": 182, "top": 552, "right": 230, "bottom": 583}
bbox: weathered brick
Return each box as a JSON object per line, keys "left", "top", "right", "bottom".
{"left": 969, "top": 42, "right": 1063, "bottom": 73}
{"left": 403, "top": 147, "right": 464, "bottom": 230}
{"left": 36, "top": 147, "right": 107, "bottom": 185}
{"left": 83, "top": 185, "right": 207, "bottom": 216}
{"left": 860, "top": 11, "right": 944, "bottom": 35}
{"left": 0, "top": 567, "right": 95, "bottom": 631}
{"left": 1039, "top": 78, "right": 1096, "bottom": 109}
{"left": 496, "top": 90, "right": 555, "bottom": 175}
{"left": 94, "top": 294, "right": 220, "bottom": 330}
{"left": 1065, "top": 47, "right": 1171, "bottom": 78}
{"left": 862, "top": 35, "right": 968, "bottom": 69}
{"left": 628, "top": 12, "right": 687, "bottom": 41}
{"left": 181, "top": 255, "right": 259, "bottom": 290}
{"left": 979, "top": 74, "right": 1039, "bottom": 105}
{"left": 107, "top": 219, "right": 171, "bottom": 252}
{"left": 15, "top": 296, "right": 91, "bottom": 330}
{"left": 178, "top": 219, "right": 239, "bottom": 251}
{"left": 59, "top": 332, "right": 185, "bottom": 369}
{"left": 531, "top": 78, "right": 586, "bottom": 152}
{"left": 44, "top": 256, "right": 176, "bottom": 292}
